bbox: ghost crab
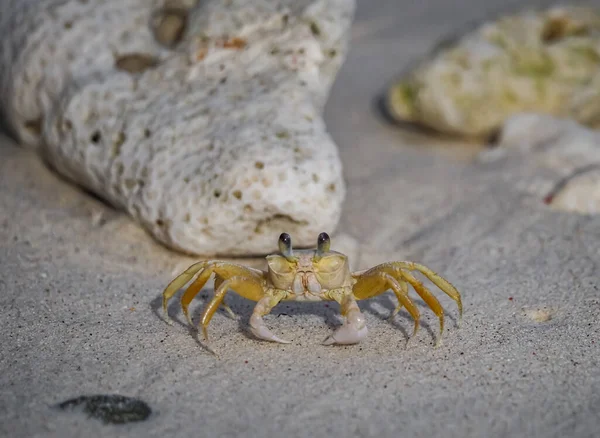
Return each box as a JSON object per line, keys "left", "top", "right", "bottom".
{"left": 162, "top": 232, "right": 462, "bottom": 346}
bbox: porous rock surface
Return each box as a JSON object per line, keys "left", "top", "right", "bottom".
{"left": 386, "top": 5, "right": 600, "bottom": 138}
{"left": 0, "top": 0, "right": 355, "bottom": 256}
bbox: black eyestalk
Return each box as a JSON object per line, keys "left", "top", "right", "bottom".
{"left": 316, "top": 232, "right": 330, "bottom": 256}
{"left": 278, "top": 232, "right": 293, "bottom": 259}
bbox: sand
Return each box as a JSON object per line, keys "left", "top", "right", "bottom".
{"left": 1, "top": 0, "right": 599, "bottom": 437}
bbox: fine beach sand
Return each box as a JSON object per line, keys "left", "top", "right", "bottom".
{"left": 1, "top": 0, "right": 599, "bottom": 437}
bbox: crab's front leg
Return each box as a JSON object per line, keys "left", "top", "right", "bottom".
{"left": 199, "top": 276, "right": 265, "bottom": 342}
{"left": 162, "top": 261, "right": 264, "bottom": 326}
{"left": 249, "top": 290, "right": 290, "bottom": 344}
{"left": 322, "top": 288, "right": 368, "bottom": 345}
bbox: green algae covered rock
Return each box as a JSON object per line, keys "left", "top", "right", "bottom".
{"left": 387, "top": 6, "right": 600, "bottom": 138}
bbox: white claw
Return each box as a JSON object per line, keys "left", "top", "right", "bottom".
{"left": 322, "top": 323, "right": 368, "bottom": 345}
{"left": 323, "top": 308, "right": 368, "bottom": 345}
{"left": 249, "top": 314, "right": 292, "bottom": 344}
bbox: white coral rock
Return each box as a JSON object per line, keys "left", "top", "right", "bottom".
{"left": 0, "top": 0, "right": 356, "bottom": 256}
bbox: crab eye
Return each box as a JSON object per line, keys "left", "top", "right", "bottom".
{"left": 278, "top": 232, "right": 293, "bottom": 258}
{"left": 317, "top": 232, "right": 330, "bottom": 254}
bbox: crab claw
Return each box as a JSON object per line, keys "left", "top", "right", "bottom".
{"left": 322, "top": 309, "right": 368, "bottom": 345}
{"left": 322, "top": 324, "right": 368, "bottom": 345}
{"left": 249, "top": 314, "right": 292, "bottom": 344}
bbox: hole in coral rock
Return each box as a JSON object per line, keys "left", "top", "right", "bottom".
{"left": 222, "top": 37, "right": 247, "bottom": 49}
{"left": 90, "top": 131, "right": 102, "bottom": 144}
{"left": 111, "top": 131, "right": 126, "bottom": 157}
{"left": 151, "top": 8, "right": 188, "bottom": 48}
{"left": 254, "top": 214, "right": 308, "bottom": 234}
{"left": 310, "top": 21, "right": 321, "bottom": 36}
{"left": 115, "top": 53, "right": 159, "bottom": 74}
{"left": 24, "top": 118, "right": 42, "bottom": 136}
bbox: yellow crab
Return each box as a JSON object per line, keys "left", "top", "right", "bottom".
{"left": 162, "top": 232, "right": 462, "bottom": 346}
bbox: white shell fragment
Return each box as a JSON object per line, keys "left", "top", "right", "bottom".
{"left": 386, "top": 5, "right": 600, "bottom": 138}
{"left": 488, "top": 113, "right": 600, "bottom": 215}
{"left": 0, "top": 0, "right": 356, "bottom": 256}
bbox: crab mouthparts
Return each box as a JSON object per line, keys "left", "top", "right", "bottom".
{"left": 292, "top": 272, "right": 322, "bottom": 295}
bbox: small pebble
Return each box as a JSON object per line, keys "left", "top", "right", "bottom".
{"left": 56, "top": 394, "right": 152, "bottom": 424}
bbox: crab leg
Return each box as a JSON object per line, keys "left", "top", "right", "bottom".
{"left": 176, "top": 273, "right": 237, "bottom": 325}
{"left": 389, "top": 278, "right": 409, "bottom": 320}
{"left": 388, "top": 262, "right": 463, "bottom": 323}
{"left": 352, "top": 273, "right": 421, "bottom": 341}
{"left": 249, "top": 290, "right": 290, "bottom": 344}
{"left": 395, "top": 270, "right": 445, "bottom": 345}
{"left": 382, "top": 274, "right": 421, "bottom": 339}
{"left": 214, "top": 275, "right": 237, "bottom": 319}
{"left": 162, "top": 261, "right": 265, "bottom": 325}
{"left": 353, "top": 261, "right": 462, "bottom": 345}
{"left": 180, "top": 266, "right": 214, "bottom": 326}
{"left": 162, "top": 261, "right": 208, "bottom": 324}
{"left": 200, "top": 276, "right": 265, "bottom": 341}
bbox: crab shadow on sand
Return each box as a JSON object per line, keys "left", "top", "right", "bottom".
{"left": 150, "top": 285, "right": 450, "bottom": 352}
